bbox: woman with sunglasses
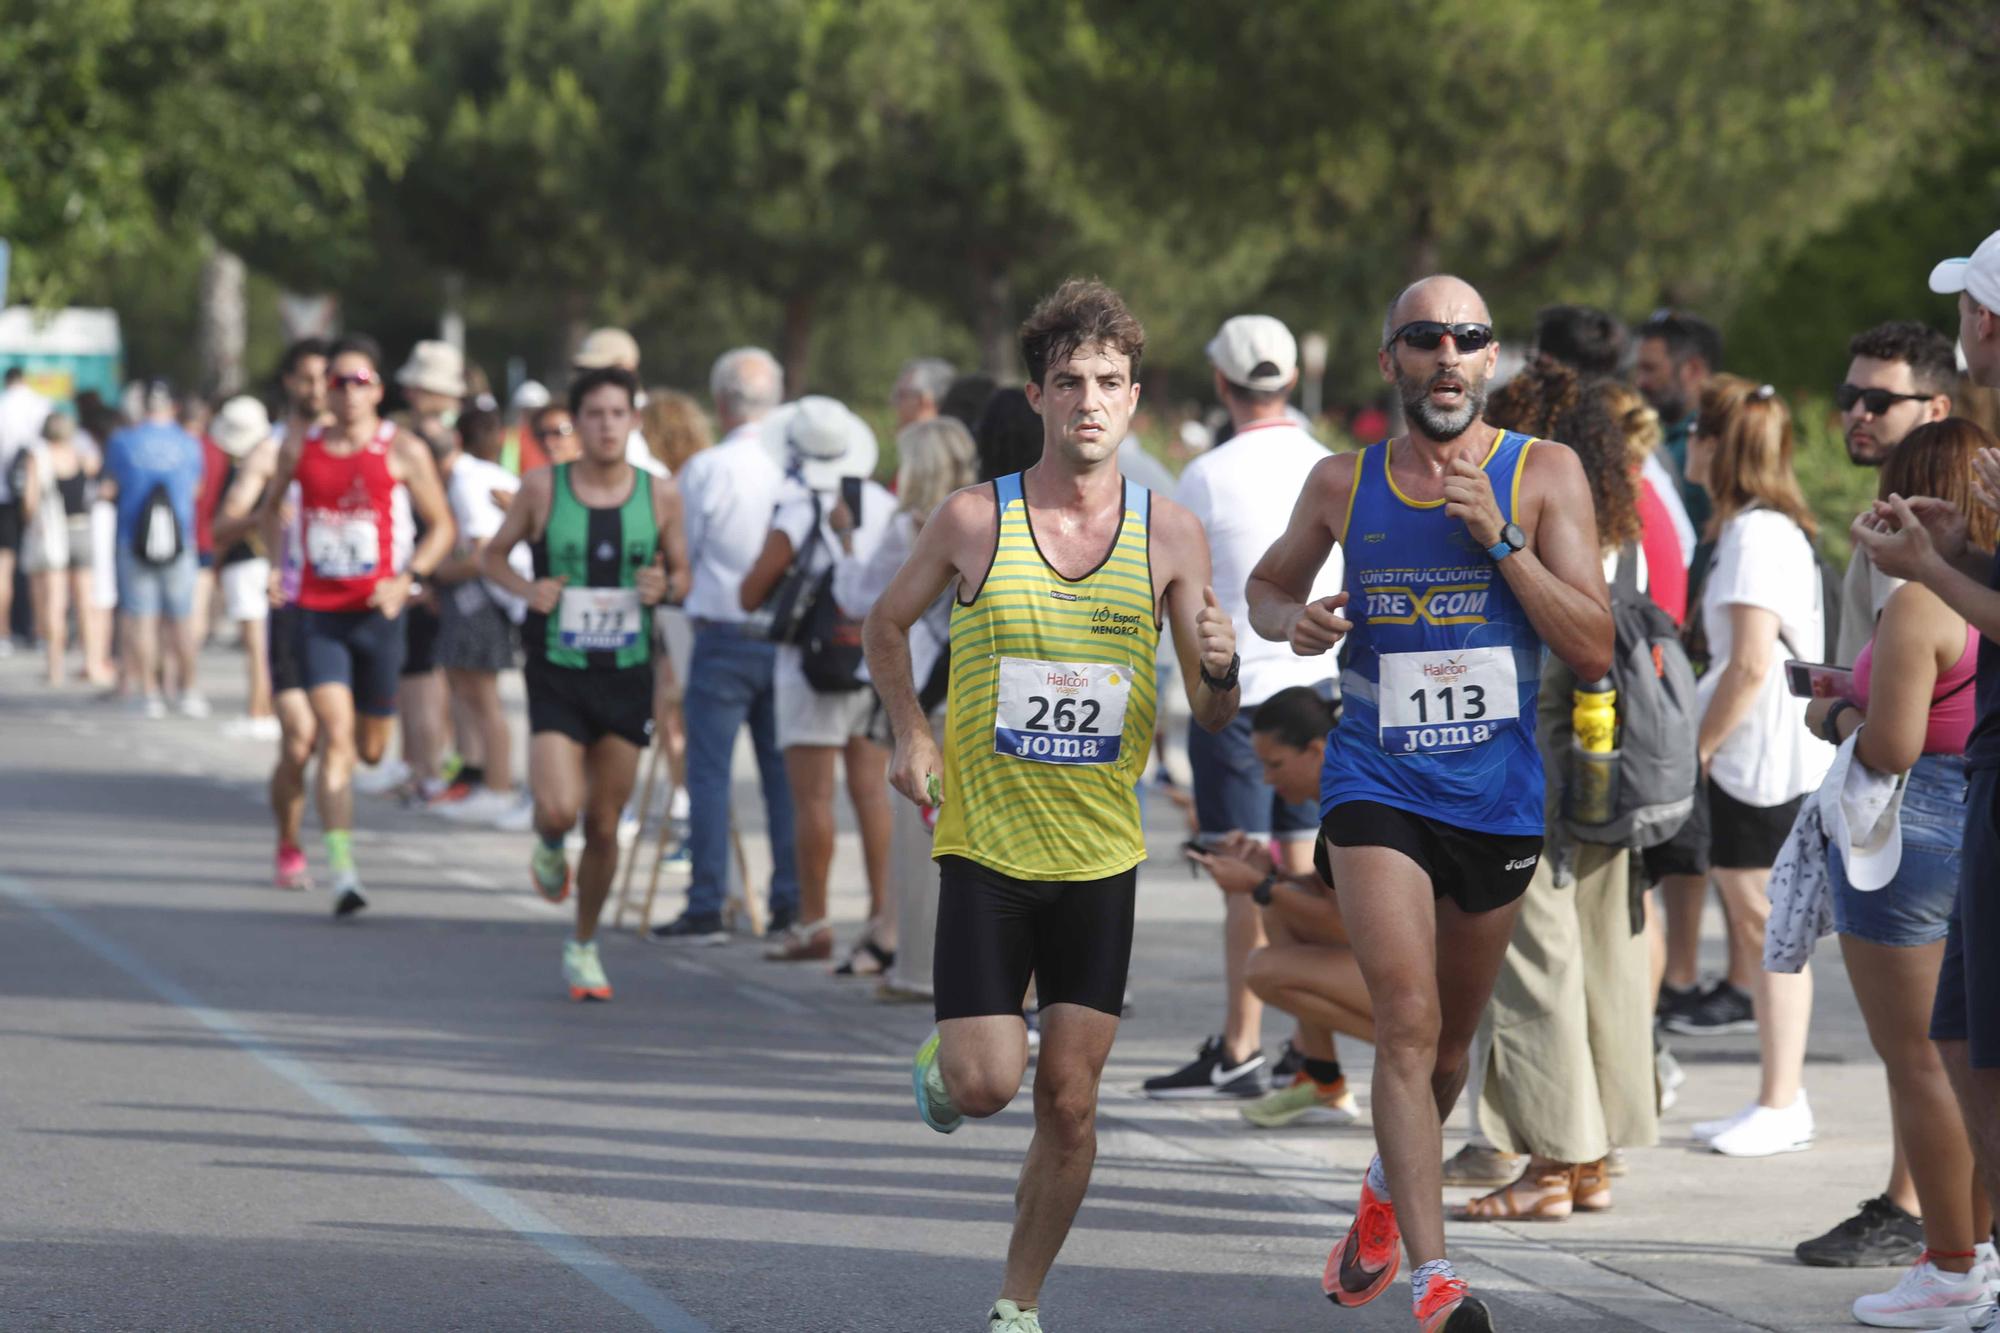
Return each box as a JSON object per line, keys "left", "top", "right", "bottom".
{"left": 1680, "top": 377, "right": 1834, "bottom": 1157}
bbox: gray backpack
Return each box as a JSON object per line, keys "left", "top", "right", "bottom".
{"left": 1565, "top": 546, "right": 1700, "bottom": 848}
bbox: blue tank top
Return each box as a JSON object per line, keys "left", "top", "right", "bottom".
{"left": 1320, "top": 430, "right": 1546, "bottom": 835}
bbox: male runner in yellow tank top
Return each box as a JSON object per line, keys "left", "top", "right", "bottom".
{"left": 864, "top": 279, "right": 1240, "bottom": 1333}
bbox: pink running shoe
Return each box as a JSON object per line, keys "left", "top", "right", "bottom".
{"left": 275, "top": 845, "right": 312, "bottom": 891}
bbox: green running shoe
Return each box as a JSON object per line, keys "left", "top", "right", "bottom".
{"left": 988, "top": 1300, "right": 1042, "bottom": 1332}
{"left": 1241, "top": 1073, "right": 1359, "bottom": 1128}
{"left": 912, "top": 1028, "right": 962, "bottom": 1134}
{"left": 562, "top": 939, "right": 612, "bottom": 1002}
{"left": 530, "top": 844, "right": 571, "bottom": 904}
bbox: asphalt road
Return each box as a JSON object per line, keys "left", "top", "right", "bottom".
{"left": 0, "top": 646, "right": 1918, "bottom": 1332}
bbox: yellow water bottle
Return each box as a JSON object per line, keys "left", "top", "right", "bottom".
{"left": 1569, "top": 676, "right": 1618, "bottom": 827}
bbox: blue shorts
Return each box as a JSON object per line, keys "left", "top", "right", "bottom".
{"left": 301, "top": 609, "right": 407, "bottom": 717}
{"left": 1933, "top": 764, "right": 2000, "bottom": 1068}
{"left": 1188, "top": 705, "right": 1321, "bottom": 842}
{"left": 115, "top": 547, "right": 197, "bottom": 620}
{"left": 1831, "top": 752, "right": 1964, "bottom": 948}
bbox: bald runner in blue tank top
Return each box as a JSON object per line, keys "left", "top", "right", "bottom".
{"left": 1322, "top": 430, "right": 1545, "bottom": 835}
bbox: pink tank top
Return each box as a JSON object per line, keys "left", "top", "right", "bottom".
{"left": 1852, "top": 623, "right": 1978, "bottom": 754}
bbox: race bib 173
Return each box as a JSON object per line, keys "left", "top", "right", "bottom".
{"left": 993, "top": 656, "right": 1132, "bottom": 766}
{"left": 558, "top": 587, "right": 643, "bottom": 651}
{"left": 1376, "top": 646, "right": 1519, "bottom": 755}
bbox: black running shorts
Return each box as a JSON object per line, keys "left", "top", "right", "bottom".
{"left": 1316, "top": 800, "right": 1542, "bottom": 915}
{"left": 268, "top": 603, "right": 308, "bottom": 695}
{"left": 932, "top": 855, "right": 1136, "bottom": 1021}
{"left": 525, "top": 659, "right": 654, "bottom": 749}
{"left": 401, "top": 600, "right": 441, "bottom": 677}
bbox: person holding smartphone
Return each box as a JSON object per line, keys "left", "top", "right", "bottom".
{"left": 1804, "top": 421, "right": 1996, "bottom": 1328}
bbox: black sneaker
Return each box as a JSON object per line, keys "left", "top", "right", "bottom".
{"left": 1269, "top": 1039, "right": 1304, "bottom": 1085}
{"left": 1794, "top": 1195, "right": 1924, "bottom": 1268}
{"left": 649, "top": 910, "right": 728, "bottom": 946}
{"left": 1141, "top": 1035, "right": 1268, "bottom": 1100}
{"left": 1655, "top": 981, "right": 1700, "bottom": 1026}
{"left": 1660, "top": 981, "right": 1757, "bottom": 1036}
{"left": 764, "top": 903, "right": 797, "bottom": 938}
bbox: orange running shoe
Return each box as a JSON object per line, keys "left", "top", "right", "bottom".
{"left": 1416, "top": 1272, "right": 1494, "bottom": 1331}
{"left": 1323, "top": 1172, "right": 1401, "bottom": 1307}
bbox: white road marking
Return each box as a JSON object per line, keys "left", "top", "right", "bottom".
{"left": 0, "top": 870, "right": 711, "bottom": 1333}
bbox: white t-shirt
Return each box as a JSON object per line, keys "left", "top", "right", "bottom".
{"left": 0, "top": 382, "right": 52, "bottom": 504}
{"left": 678, "top": 422, "right": 783, "bottom": 623}
{"left": 447, "top": 455, "right": 532, "bottom": 622}
{"left": 1699, "top": 509, "right": 1835, "bottom": 806}
{"left": 626, "top": 429, "right": 668, "bottom": 479}
{"left": 1175, "top": 418, "right": 1341, "bottom": 705}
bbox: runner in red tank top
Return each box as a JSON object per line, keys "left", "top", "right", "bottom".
{"left": 259, "top": 335, "right": 455, "bottom": 917}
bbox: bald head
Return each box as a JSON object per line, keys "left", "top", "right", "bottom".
{"left": 1382, "top": 275, "right": 1490, "bottom": 349}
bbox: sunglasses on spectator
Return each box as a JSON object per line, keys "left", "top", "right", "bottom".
{"left": 329, "top": 370, "right": 378, "bottom": 390}
{"left": 1388, "top": 321, "right": 1494, "bottom": 352}
{"left": 537, "top": 423, "right": 575, "bottom": 440}
{"left": 1836, "top": 384, "right": 1934, "bottom": 415}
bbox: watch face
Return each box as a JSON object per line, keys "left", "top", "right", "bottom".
{"left": 1503, "top": 522, "right": 1526, "bottom": 550}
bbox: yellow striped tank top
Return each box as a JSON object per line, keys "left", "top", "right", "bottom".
{"left": 932, "top": 471, "right": 1161, "bottom": 881}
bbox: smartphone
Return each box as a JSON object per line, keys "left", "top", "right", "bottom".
{"left": 1784, "top": 659, "right": 1854, "bottom": 700}
{"left": 840, "top": 475, "right": 864, "bottom": 526}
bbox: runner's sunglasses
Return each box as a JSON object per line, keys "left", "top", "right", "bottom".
{"left": 1387, "top": 321, "right": 1494, "bottom": 352}
{"left": 328, "top": 370, "right": 379, "bottom": 390}
{"left": 1836, "top": 383, "right": 1935, "bottom": 415}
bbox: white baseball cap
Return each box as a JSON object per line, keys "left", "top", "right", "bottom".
{"left": 1206, "top": 315, "right": 1298, "bottom": 392}
{"left": 573, "top": 327, "right": 641, "bottom": 371}
{"left": 1928, "top": 228, "right": 2000, "bottom": 312}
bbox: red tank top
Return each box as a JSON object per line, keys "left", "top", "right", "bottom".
{"left": 296, "top": 422, "right": 399, "bottom": 612}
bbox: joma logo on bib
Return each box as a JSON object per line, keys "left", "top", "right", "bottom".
{"left": 1004, "top": 732, "right": 1115, "bottom": 762}
{"left": 1398, "top": 723, "right": 1498, "bottom": 753}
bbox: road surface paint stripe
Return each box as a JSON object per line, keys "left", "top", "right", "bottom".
{"left": 0, "top": 869, "right": 711, "bottom": 1333}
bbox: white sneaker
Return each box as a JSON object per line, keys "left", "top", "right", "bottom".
{"left": 175, "top": 691, "right": 212, "bottom": 719}
{"left": 1707, "top": 1092, "right": 1813, "bottom": 1157}
{"left": 1853, "top": 1256, "right": 1993, "bottom": 1328}
{"left": 353, "top": 759, "right": 411, "bottom": 796}
{"left": 222, "top": 715, "right": 281, "bottom": 741}
{"left": 1963, "top": 1297, "right": 1998, "bottom": 1331}
{"left": 1976, "top": 1241, "right": 1999, "bottom": 1285}
{"left": 1691, "top": 1101, "right": 1756, "bottom": 1144}
{"left": 488, "top": 793, "right": 535, "bottom": 832}
{"left": 435, "top": 788, "right": 511, "bottom": 824}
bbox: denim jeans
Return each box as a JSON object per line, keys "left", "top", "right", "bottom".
{"left": 684, "top": 622, "right": 799, "bottom": 918}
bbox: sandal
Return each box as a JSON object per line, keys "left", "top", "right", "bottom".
{"left": 1455, "top": 1164, "right": 1575, "bottom": 1221}
{"left": 1571, "top": 1159, "right": 1612, "bottom": 1212}
{"left": 762, "top": 921, "right": 832, "bottom": 962}
{"left": 835, "top": 936, "right": 896, "bottom": 977}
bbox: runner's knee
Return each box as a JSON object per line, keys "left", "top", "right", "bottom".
{"left": 951, "top": 1069, "right": 1019, "bottom": 1119}
{"left": 1372, "top": 988, "right": 1441, "bottom": 1063}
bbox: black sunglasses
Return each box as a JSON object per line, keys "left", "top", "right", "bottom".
{"left": 1388, "top": 321, "right": 1494, "bottom": 353}
{"left": 1836, "top": 383, "right": 1934, "bottom": 415}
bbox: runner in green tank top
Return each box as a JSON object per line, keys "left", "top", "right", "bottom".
{"left": 481, "top": 366, "right": 688, "bottom": 1002}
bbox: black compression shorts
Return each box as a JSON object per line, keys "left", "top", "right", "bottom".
{"left": 1316, "top": 800, "right": 1542, "bottom": 915}
{"left": 932, "top": 855, "right": 1136, "bottom": 1021}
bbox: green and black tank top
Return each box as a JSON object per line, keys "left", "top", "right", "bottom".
{"left": 525, "top": 463, "right": 658, "bottom": 671}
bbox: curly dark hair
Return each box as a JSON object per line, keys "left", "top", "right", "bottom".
{"left": 1019, "top": 278, "right": 1145, "bottom": 388}
{"left": 1485, "top": 361, "right": 1641, "bottom": 549}
{"left": 1848, "top": 321, "right": 1958, "bottom": 399}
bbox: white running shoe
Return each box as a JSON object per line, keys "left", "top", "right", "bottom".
{"left": 330, "top": 868, "right": 369, "bottom": 919}
{"left": 175, "top": 691, "right": 212, "bottom": 719}
{"left": 126, "top": 694, "right": 168, "bottom": 720}
{"left": 435, "top": 788, "right": 512, "bottom": 824}
{"left": 1707, "top": 1092, "right": 1813, "bottom": 1157}
{"left": 1976, "top": 1240, "right": 1999, "bottom": 1284}
{"left": 1691, "top": 1099, "right": 1758, "bottom": 1143}
{"left": 489, "top": 793, "right": 535, "bottom": 832}
{"left": 1853, "top": 1255, "right": 1992, "bottom": 1328}
{"left": 353, "top": 758, "right": 411, "bottom": 796}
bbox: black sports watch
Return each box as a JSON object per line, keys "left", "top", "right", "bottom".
{"left": 1250, "top": 873, "right": 1277, "bottom": 907}
{"left": 1486, "top": 522, "right": 1527, "bottom": 562}
{"left": 1201, "top": 652, "right": 1241, "bottom": 693}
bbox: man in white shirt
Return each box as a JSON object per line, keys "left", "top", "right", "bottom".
{"left": 651, "top": 346, "right": 801, "bottom": 942}
{"left": 1142, "top": 316, "right": 1346, "bottom": 1112}
{"left": 0, "top": 367, "right": 53, "bottom": 653}
{"left": 891, "top": 357, "right": 955, "bottom": 430}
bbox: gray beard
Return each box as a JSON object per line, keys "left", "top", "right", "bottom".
{"left": 1403, "top": 381, "right": 1486, "bottom": 441}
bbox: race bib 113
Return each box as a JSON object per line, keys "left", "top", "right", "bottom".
{"left": 1376, "top": 646, "right": 1519, "bottom": 756}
